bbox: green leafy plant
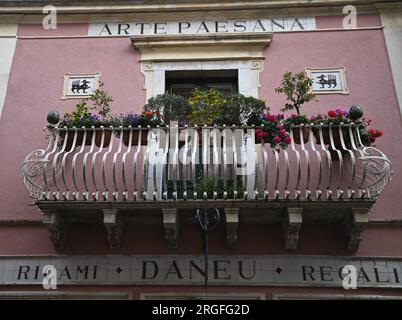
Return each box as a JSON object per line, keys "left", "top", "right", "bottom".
{"left": 358, "top": 118, "right": 383, "bottom": 147}
{"left": 60, "top": 82, "right": 114, "bottom": 128}
{"left": 223, "top": 94, "right": 268, "bottom": 125}
{"left": 144, "top": 93, "right": 189, "bottom": 125}
{"left": 60, "top": 101, "right": 112, "bottom": 128}
{"left": 195, "top": 175, "right": 244, "bottom": 199}
{"left": 282, "top": 114, "right": 310, "bottom": 131}
{"left": 188, "top": 88, "right": 229, "bottom": 126}
{"left": 275, "top": 71, "right": 316, "bottom": 115}
{"left": 84, "top": 81, "right": 113, "bottom": 119}
{"left": 111, "top": 111, "right": 165, "bottom": 128}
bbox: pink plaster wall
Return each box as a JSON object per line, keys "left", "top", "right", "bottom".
{"left": 0, "top": 224, "right": 402, "bottom": 256}
{"left": 0, "top": 16, "right": 401, "bottom": 256}
{"left": 17, "top": 23, "right": 88, "bottom": 37}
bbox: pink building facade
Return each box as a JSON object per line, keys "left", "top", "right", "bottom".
{"left": 0, "top": 0, "right": 401, "bottom": 300}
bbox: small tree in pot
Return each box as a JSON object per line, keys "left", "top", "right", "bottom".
{"left": 275, "top": 71, "right": 316, "bottom": 144}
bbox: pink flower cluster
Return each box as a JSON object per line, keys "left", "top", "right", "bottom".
{"left": 256, "top": 113, "right": 291, "bottom": 148}
{"left": 327, "top": 108, "right": 349, "bottom": 118}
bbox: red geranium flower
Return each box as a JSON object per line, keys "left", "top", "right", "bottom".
{"left": 328, "top": 110, "right": 337, "bottom": 118}
{"left": 267, "top": 115, "right": 276, "bottom": 122}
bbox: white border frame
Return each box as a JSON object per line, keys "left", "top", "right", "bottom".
{"left": 142, "top": 60, "right": 263, "bottom": 100}
{"left": 305, "top": 66, "right": 349, "bottom": 95}
{"left": 61, "top": 72, "right": 101, "bottom": 99}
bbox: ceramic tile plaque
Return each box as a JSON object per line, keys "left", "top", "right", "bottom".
{"left": 306, "top": 67, "right": 349, "bottom": 94}
{"left": 61, "top": 73, "right": 101, "bottom": 99}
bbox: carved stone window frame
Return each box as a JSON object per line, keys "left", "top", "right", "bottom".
{"left": 61, "top": 72, "right": 101, "bottom": 100}
{"left": 305, "top": 66, "right": 349, "bottom": 95}
{"left": 131, "top": 33, "right": 273, "bottom": 100}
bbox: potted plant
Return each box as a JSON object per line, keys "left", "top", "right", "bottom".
{"left": 59, "top": 101, "right": 114, "bottom": 149}
{"left": 254, "top": 113, "right": 292, "bottom": 150}
{"left": 185, "top": 88, "right": 228, "bottom": 145}
{"left": 311, "top": 108, "right": 352, "bottom": 147}
{"left": 275, "top": 71, "right": 316, "bottom": 144}
{"left": 59, "top": 82, "right": 114, "bottom": 149}
{"left": 114, "top": 111, "right": 165, "bottom": 146}
{"left": 188, "top": 88, "right": 228, "bottom": 126}
{"left": 358, "top": 118, "right": 383, "bottom": 147}
{"left": 144, "top": 92, "right": 189, "bottom": 126}
{"left": 222, "top": 94, "right": 268, "bottom": 126}
{"left": 195, "top": 175, "right": 245, "bottom": 200}
{"left": 282, "top": 114, "right": 311, "bottom": 144}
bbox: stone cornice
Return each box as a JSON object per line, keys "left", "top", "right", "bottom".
{"left": 131, "top": 32, "right": 273, "bottom": 49}
{"left": 0, "top": 0, "right": 396, "bottom": 15}
{"left": 0, "top": 1, "right": 388, "bottom": 24}
{"left": 131, "top": 33, "right": 272, "bottom": 63}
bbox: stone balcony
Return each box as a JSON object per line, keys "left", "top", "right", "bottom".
{"left": 21, "top": 124, "right": 392, "bottom": 251}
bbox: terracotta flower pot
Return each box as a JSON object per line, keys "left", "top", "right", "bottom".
{"left": 61, "top": 131, "right": 92, "bottom": 150}
{"left": 122, "top": 130, "right": 149, "bottom": 146}
{"left": 95, "top": 130, "right": 112, "bottom": 148}
{"left": 312, "top": 126, "right": 353, "bottom": 147}
{"left": 292, "top": 127, "right": 310, "bottom": 145}
{"left": 61, "top": 130, "right": 112, "bottom": 150}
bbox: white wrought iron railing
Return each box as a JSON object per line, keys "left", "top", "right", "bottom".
{"left": 21, "top": 124, "right": 392, "bottom": 202}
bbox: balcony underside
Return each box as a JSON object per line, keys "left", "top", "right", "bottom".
{"left": 36, "top": 199, "right": 374, "bottom": 252}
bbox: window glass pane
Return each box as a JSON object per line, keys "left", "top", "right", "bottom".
{"left": 166, "top": 70, "right": 238, "bottom": 97}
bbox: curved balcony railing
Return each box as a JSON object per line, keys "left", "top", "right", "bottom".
{"left": 21, "top": 124, "right": 392, "bottom": 202}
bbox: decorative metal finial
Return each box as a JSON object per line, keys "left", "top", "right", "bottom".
{"left": 47, "top": 110, "right": 60, "bottom": 125}
{"left": 349, "top": 105, "right": 363, "bottom": 121}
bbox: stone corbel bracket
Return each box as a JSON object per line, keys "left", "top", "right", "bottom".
{"left": 283, "top": 207, "right": 303, "bottom": 250}
{"left": 42, "top": 209, "right": 68, "bottom": 250}
{"left": 344, "top": 208, "right": 369, "bottom": 251}
{"left": 163, "top": 208, "right": 179, "bottom": 248}
{"left": 224, "top": 208, "right": 239, "bottom": 249}
{"left": 103, "top": 209, "right": 124, "bottom": 249}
